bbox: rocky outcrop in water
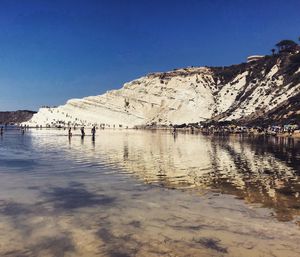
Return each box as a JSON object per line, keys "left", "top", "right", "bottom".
{"left": 24, "top": 50, "right": 300, "bottom": 128}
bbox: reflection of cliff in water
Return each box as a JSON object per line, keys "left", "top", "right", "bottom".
{"left": 243, "top": 135, "right": 299, "bottom": 173}
{"left": 98, "top": 132, "right": 299, "bottom": 223}
{"left": 202, "top": 135, "right": 300, "bottom": 222}
{"left": 30, "top": 131, "right": 300, "bottom": 222}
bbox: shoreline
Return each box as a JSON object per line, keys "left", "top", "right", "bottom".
{"left": 4, "top": 124, "right": 300, "bottom": 139}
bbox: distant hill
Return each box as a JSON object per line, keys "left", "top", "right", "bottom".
{"left": 0, "top": 110, "right": 36, "bottom": 124}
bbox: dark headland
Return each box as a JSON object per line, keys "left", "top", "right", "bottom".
{"left": 0, "top": 110, "right": 36, "bottom": 125}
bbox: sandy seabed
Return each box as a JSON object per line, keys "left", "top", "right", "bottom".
{"left": 0, "top": 129, "right": 299, "bottom": 257}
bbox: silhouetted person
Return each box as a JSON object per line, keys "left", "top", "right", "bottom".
{"left": 80, "top": 127, "right": 85, "bottom": 138}
{"left": 91, "top": 126, "right": 96, "bottom": 139}
{"left": 68, "top": 127, "right": 72, "bottom": 137}
{"left": 173, "top": 131, "right": 177, "bottom": 141}
{"left": 0, "top": 126, "right": 3, "bottom": 136}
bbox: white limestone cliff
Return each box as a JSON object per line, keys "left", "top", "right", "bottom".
{"left": 24, "top": 53, "right": 300, "bottom": 128}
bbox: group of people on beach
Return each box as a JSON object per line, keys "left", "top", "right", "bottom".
{"left": 1, "top": 124, "right": 98, "bottom": 139}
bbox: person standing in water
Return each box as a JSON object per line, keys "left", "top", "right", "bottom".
{"left": 172, "top": 126, "right": 177, "bottom": 134}
{"left": 68, "top": 127, "right": 72, "bottom": 137}
{"left": 0, "top": 126, "right": 3, "bottom": 136}
{"left": 80, "top": 127, "right": 85, "bottom": 138}
{"left": 91, "top": 126, "right": 96, "bottom": 136}
{"left": 91, "top": 126, "right": 96, "bottom": 140}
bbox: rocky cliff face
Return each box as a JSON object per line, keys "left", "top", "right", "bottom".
{"left": 0, "top": 110, "right": 36, "bottom": 125}
{"left": 24, "top": 51, "right": 300, "bottom": 128}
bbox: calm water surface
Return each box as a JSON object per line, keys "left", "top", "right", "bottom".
{"left": 0, "top": 128, "right": 299, "bottom": 257}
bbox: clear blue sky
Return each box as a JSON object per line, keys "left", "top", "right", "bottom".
{"left": 0, "top": 0, "right": 299, "bottom": 111}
